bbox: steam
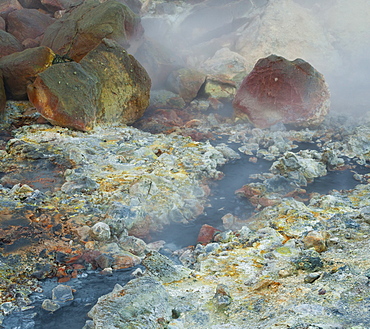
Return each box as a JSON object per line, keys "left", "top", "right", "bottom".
{"left": 139, "top": 0, "right": 370, "bottom": 116}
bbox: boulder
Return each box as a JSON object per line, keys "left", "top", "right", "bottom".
{"left": 28, "top": 39, "right": 150, "bottom": 130}
{"left": 166, "top": 68, "right": 206, "bottom": 103}
{"left": 6, "top": 9, "right": 55, "bottom": 45}
{"left": 87, "top": 277, "right": 172, "bottom": 329}
{"left": 41, "top": 0, "right": 143, "bottom": 62}
{"left": 40, "top": 0, "right": 82, "bottom": 12}
{"left": 27, "top": 61, "right": 99, "bottom": 130}
{"left": 232, "top": 55, "right": 330, "bottom": 128}
{"left": 0, "top": 30, "right": 23, "bottom": 58}
{"left": 0, "top": 46, "right": 55, "bottom": 99}
{"left": 17, "top": 0, "right": 44, "bottom": 9}
{"left": 202, "top": 75, "right": 236, "bottom": 102}
{"left": 80, "top": 38, "right": 151, "bottom": 126}
{"left": 0, "top": 0, "right": 22, "bottom": 18}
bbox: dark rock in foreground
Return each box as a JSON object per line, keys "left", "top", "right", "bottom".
{"left": 233, "top": 54, "right": 330, "bottom": 128}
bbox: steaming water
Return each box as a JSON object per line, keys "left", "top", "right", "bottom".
{"left": 2, "top": 267, "right": 141, "bottom": 329}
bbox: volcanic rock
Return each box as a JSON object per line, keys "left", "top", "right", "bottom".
{"left": 87, "top": 277, "right": 172, "bottom": 328}
{"left": 202, "top": 75, "right": 236, "bottom": 102}
{"left": 80, "top": 38, "right": 151, "bottom": 126}
{"left": 0, "top": 46, "right": 55, "bottom": 99}
{"left": 0, "top": 16, "right": 5, "bottom": 30}
{"left": 0, "top": 30, "right": 23, "bottom": 58}
{"left": 17, "top": 0, "right": 44, "bottom": 9}
{"left": 41, "top": 0, "right": 143, "bottom": 62}
{"left": 233, "top": 55, "right": 330, "bottom": 128}
{"left": 6, "top": 8, "right": 55, "bottom": 46}
{"left": 41, "top": 0, "right": 82, "bottom": 12}
{"left": 27, "top": 61, "right": 99, "bottom": 130}
{"left": 0, "top": 0, "right": 22, "bottom": 18}
{"left": 197, "top": 224, "right": 221, "bottom": 244}
{"left": 166, "top": 68, "right": 206, "bottom": 104}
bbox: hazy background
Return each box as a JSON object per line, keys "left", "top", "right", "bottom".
{"left": 139, "top": 0, "right": 370, "bottom": 116}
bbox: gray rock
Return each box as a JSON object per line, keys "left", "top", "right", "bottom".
{"left": 87, "top": 277, "right": 172, "bottom": 329}
{"left": 142, "top": 251, "right": 191, "bottom": 284}
{"left": 52, "top": 284, "right": 74, "bottom": 303}
{"left": 90, "top": 222, "right": 111, "bottom": 242}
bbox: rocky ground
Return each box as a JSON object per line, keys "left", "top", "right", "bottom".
{"left": 1, "top": 0, "right": 370, "bottom": 328}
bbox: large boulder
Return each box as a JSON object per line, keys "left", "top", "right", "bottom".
{"left": 0, "top": 46, "right": 55, "bottom": 99}
{"left": 0, "top": 30, "right": 23, "bottom": 58}
{"left": 28, "top": 38, "right": 151, "bottom": 130}
{"left": 80, "top": 38, "right": 151, "bottom": 126}
{"left": 27, "top": 61, "right": 99, "bottom": 131}
{"left": 0, "top": 16, "right": 5, "bottom": 30}
{"left": 87, "top": 277, "right": 172, "bottom": 329}
{"left": 232, "top": 55, "right": 330, "bottom": 128}
{"left": 6, "top": 8, "right": 55, "bottom": 46}
{"left": 41, "top": 0, "right": 143, "bottom": 61}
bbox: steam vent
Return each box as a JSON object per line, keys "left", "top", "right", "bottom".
{"left": 1, "top": 0, "right": 370, "bottom": 328}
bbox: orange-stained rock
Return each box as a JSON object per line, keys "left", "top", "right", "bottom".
{"left": 27, "top": 61, "right": 99, "bottom": 131}
{"left": 0, "top": 0, "right": 22, "bottom": 18}
{"left": 0, "top": 30, "right": 23, "bottom": 58}
{"left": 6, "top": 8, "right": 55, "bottom": 44}
{"left": 0, "top": 46, "right": 55, "bottom": 99}
{"left": 28, "top": 38, "right": 150, "bottom": 131}
{"left": 80, "top": 38, "right": 151, "bottom": 126}
{"left": 197, "top": 224, "right": 221, "bottom": 244}
{"left": 233, "top": 54, "right": 330, "bottom": 128}
{"left": 303, "top": 230, "right": 330, "bottom": 253}
{"left": 41, "top": 0, "right": 143, "bottom": 62}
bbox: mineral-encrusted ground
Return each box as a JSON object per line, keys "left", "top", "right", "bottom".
{"left": 1, "top": 100, "right": 370, "bottom": 328}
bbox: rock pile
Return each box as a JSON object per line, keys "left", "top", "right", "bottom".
{"left": 0, "top": 0, "right": 150, "bottom": 130}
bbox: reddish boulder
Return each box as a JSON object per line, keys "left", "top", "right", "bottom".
{"left": 196, "top": 224, "right": 220, "bottom": 244}
{"left": 27, "top": 61, "right": 99, "bottom": 131}
{"left": 41, "top": 0, "right": 143, "bottom": 62}
{"left": 232, "top": 55, "right": 330, "bottom": 128}
{"left": 0, "top": 30, "right": 23, "bottom": 58}
{"left": 0, "top": 46, "right": 55, "bottom": 99}
{"left": 0, "top": 0, "right": 22, "bottom": 18}
{"left": 6, "top": 8, "right": 55, "bottom": 45}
